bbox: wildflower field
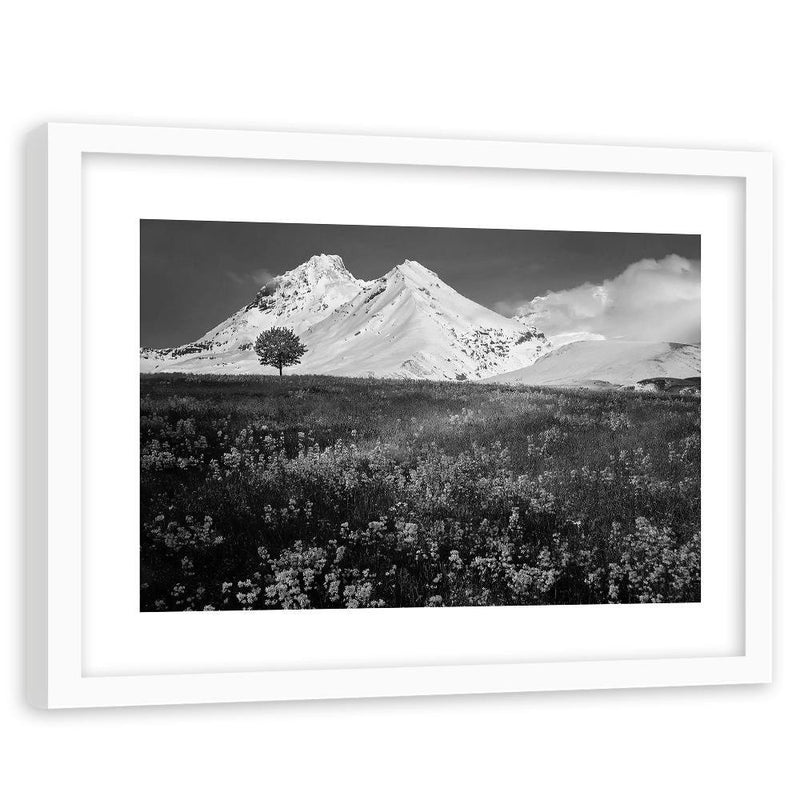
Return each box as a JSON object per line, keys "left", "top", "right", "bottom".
{"left": 140, "top": 374, "right": 700, "bottom": 611}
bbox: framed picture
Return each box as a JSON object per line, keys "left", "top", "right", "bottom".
{"left": 26, "top": 124, "right": 772, "bottom": 708}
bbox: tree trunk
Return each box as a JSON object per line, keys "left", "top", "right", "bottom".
{"left": 278, "top": 362, "right": 283, "bottom": 376}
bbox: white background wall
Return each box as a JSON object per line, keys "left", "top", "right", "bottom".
{"left": 1, "top": 2, "right": 795, "bottom": 797}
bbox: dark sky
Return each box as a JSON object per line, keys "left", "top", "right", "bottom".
{"left": 141, "top": 220, "right": 701, "bottom": 347}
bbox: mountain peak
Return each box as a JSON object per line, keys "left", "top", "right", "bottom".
{"left": 285, "top": 253, "right": 352, "bottom": 283}
{"left": 389, "top": 259, "right": 440, "bottom": 285}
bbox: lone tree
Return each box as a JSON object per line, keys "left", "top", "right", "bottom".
{"left": 254, "top": 326, "right": 307, "bottom": 376}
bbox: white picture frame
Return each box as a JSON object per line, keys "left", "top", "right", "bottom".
{"left": 26, "top": 123, "right": 772, "bottom": 708}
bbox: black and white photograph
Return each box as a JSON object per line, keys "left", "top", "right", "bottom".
{"left": 140, "top": 221, "right": 701, "bottom": 611}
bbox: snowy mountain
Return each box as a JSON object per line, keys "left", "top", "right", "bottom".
{"left": 140, "top": 254, "right": 365, "bottom": 368}
{"left": 141, "top": 255, "right": 549, "bottom": 379}
{"left": 536, "top": 331, "right": 607, "bottom": 350}
{"left": 297, "top": 260, "right": 548, "bottom": 379}
{"left": 481, "top": 339, "right": 700, "bottom": 388}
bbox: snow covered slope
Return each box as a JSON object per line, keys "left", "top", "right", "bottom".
{"left": 141, "top": 256, "right": 549, "bottom": 378}
{"left": 541, "top": 331, "right": 606, "bottom": 350}
{"left": 513, "top": 308, "right": 606, "bottom": 351}
{"left": 297, "top": 260, "right": 548, "bottom": 379}
{"left": 481, "top": 339, "right": 700, "bottom": 388}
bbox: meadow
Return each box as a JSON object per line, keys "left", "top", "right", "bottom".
{"left": 140, "top": 374, "right": 700, "bottom": 611}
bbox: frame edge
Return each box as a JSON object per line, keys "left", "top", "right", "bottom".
{"left": 25, "top": 124, "right": 49, "bottom": 708}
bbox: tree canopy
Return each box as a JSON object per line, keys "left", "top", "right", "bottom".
{"left": 254, "top": 327, "right": 307, "bottom": 375}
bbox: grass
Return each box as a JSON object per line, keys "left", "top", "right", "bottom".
{"left": 140, "top": 373, "right": 700, "bottom": 610}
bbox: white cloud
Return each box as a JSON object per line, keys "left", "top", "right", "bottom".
{"left": 226, "top": 269, "right": 275, "bottom": 287}
{"left": 249, "top": 269, "right": 276, "bottom": 287}
{"left": 517, "top": 255, "right": 700, "bottom": 343}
